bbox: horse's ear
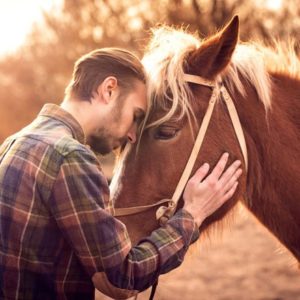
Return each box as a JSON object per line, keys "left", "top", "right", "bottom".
{"left": 187, "top": 15, "right": 239, "bottom": 79}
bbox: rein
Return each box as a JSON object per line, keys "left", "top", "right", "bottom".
{"left": 113, "top": 74, "right": 248, "bottom": 223}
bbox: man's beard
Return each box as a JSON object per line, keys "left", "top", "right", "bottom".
{"left": 87, "top": 129, "right": 127, "bottom": 155}
{"left": 87, "top": 94, "right": 128, "bottom": 155}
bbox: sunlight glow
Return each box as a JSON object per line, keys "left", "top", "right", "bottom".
{"left": 265, "top": 0, "right": 282, "bottom": 10}
{"left": 0, "top": 0, "right": 62, "bottom": 56}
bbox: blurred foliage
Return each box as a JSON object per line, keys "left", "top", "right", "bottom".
{"left": 0, "top": 0, "right": 299, "bottom": 142}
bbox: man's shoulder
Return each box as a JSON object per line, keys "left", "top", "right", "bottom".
{"left": 33, "top": 132, "right": 100, "bottom": 164}
{"left": 51, "top": 135, "right": 86, "bottom": 156}
{"left": 3, "top": 128, "right": 93, "bottom": 160}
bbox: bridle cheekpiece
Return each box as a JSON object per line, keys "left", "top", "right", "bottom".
{"left": 113, "top": 74, "right": 248, "bottom": 226}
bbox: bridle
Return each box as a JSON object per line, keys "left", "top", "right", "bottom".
{"left": 113, "top": 73, "right": 248, "bottom": 300}
{"left": 113, "top": 73, "right": 248, "bottom": 224}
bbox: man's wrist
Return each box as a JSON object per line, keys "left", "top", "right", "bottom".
{"left": 182, "top": 208, "right": 204, "bottom": 228}
{"left": 168, "top": 209, "right": 200, "bottom": 245}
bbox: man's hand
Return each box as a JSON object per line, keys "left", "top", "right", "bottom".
{"left": 183, "top": 152, "right": 242, "bottom": 227}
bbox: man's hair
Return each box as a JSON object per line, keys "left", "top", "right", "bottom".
{"left": 65, "top": 48, "right": 146, "bottom": 101}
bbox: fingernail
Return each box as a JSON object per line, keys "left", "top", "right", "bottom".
{"left": 203, "top": 163, "right": 209, "bottom": 168}
{"left": 224, "top": 152, "right": 229, "bottom": 158}
{"left": 237, "top": 169, "right": 243, "bottom": 176}
{"left": 235, "top": 160, "right": 241, "bottom": 165}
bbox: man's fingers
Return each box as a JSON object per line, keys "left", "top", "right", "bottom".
{"left": 189, "top": 163, "right": 210, "bottom": 184}
{"left": 208, "top": 152, "right": 229, "bottom": 180}
{"left": 223, "top": 168, "right": 242, "bottom": 192}
{"left": 189, "top": 154, "right": 242, "bottom": 191}
{"left": 219, "top": 160, "right": 242, "bottom": 186}
{"left": 220, "top": 182, "right": 239, "bottom": 203}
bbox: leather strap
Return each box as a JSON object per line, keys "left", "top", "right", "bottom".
{"left": 154, "top": 89, "right": 219, "bottom": 225}
{"left": 113, "top": 74, "right": 248, "bottom": 226}
{"left": 182, "top": 74, "right": 248, "bottom": 172}
{"left": 220, "top": 85, "right": 248, "bottom": 171}
{"left": 113, "top": 198, "right": 171, "bottom": 217}
{"left": 183, "top": 73, "right": 215, "bottom": 87}
{"left": 154, "top": 74, "right": 248, "bottom": 224}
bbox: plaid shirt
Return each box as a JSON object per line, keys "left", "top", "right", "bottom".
{"left": 0, "top": 104, "right": 199, "bottom": 300}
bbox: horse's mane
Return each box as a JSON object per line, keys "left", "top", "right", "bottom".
{"left": 142, "top": 25, "right": 300, "bottom": 128}
{"left": 256, "top": 40, "right": 300, "bottom": 79}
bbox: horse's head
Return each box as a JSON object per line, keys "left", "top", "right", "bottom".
{"left": 112, "top": 16, "right": 252, "bottom": 244}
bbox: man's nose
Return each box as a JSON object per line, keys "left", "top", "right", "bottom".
{"left": 127, "top": 125, "right": 137, "bottom": 144}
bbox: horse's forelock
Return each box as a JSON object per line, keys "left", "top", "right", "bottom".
{"left": 142, "top": 26, "right": 200, "bottom": 129}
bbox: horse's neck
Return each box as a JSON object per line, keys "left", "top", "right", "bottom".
{"left": 237, "top": 73, "right": 300, "bottom": 260}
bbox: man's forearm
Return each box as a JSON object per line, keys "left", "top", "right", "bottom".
{"left": 96, "top": 209, "right": 199, "bottom": 292}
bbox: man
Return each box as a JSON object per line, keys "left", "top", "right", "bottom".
{"left": 0, "top": 48, "right": 242, "bottom": 299}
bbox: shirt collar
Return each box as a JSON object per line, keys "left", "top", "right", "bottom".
{"left": 39, "top": 103, "right": 86, "bottom": 144}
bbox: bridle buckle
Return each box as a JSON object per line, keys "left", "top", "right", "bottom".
{"left": 156, "top": 200, "right": 176, "bottom": 226}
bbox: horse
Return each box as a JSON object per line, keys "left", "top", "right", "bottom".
{"left": 110, "top": 16, "right": 300, "bottom": 264}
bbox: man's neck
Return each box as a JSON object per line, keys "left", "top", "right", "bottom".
{"left": 60, "top": 98, "right": 95, "bottom": 138}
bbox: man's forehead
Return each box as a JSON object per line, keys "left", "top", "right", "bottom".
{"left": 136, "top": 83, "right": 147, "bottom": 107}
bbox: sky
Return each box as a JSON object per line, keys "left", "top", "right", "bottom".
{"left": 0, "top": 0, "right": 62, "bottom": 55}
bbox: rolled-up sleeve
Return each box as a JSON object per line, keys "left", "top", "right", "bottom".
{"left": 49, "top": 149, "right": 199, "bottom": 291}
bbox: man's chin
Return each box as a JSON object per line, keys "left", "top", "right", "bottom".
{"left": 90, "top": 146, "right": 112, "bottom": 155}
{"left": 86, "top": 136, "right": 113, "bottom": 155}
{"left": 87, "top": 136, "right": 124, "bottom": 155}
{"left": 87, "top": 143, "right": 112, "bottom": 155}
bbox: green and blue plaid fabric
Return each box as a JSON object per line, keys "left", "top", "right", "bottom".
{"left": 0, "top": 104, "right": 199, "bottom": 299}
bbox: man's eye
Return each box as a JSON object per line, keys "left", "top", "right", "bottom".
{"left": 134, "top": 115, "right": 144, "bottom": 126}
{"left": 154, "top": 127, "right": 179, "bottom": 140}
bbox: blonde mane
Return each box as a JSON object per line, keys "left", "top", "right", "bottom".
{"left": 142, "top": 26, "right": 300, "bottom": 128}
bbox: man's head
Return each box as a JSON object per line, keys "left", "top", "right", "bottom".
{"left": 63, "top": 48, "right": 147, "bottom": 154}
{"left": 65, "top": 48, "right": 146, "bottom": 101}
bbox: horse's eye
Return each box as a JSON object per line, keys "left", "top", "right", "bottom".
{"left": 154, "top": 127, "right": 179, "bottom": 140}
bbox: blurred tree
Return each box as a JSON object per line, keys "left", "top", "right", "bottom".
{"left": 0, "top": 0, "right": 299, "bottom": 142}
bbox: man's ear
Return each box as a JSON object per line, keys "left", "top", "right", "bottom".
{"left": 96, "top": 76, "right": 118, "bottom": 104}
